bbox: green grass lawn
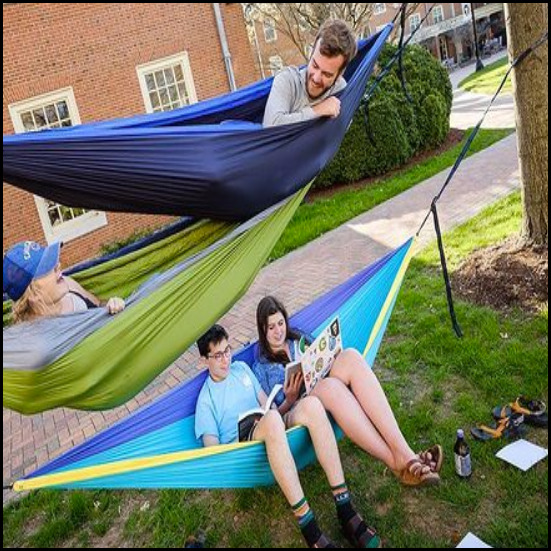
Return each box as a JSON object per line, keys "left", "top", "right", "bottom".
{"left": 270, "top": 128, "right": 513, "bottom": 261}
{"left": 459, "top": 58, "right": 512, "bottom": 95}
{"left": 4, "top": 190, "right": 547, "bottom": 548}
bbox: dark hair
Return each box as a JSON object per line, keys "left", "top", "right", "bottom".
{"left": 314, "top": 19, "right": 358, "bottom": 69}
{"left": 197, "top": 324, "right": 228, "bottom": 358}
{"left": 256, "top": 296, "right": 302, "bottom": 364}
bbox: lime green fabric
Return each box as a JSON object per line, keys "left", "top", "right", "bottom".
{"left": 74, "top": 220, "right": 235, "bottom": 299}
{"left": 3, "top": 188, "right": 308, "bottom": 414}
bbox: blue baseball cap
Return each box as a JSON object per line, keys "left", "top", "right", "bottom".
{"left": 3, "top": 241, "right": 62, "bottom": 301}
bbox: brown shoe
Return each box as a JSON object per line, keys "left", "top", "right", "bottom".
{"left": 418, "top": 444, "right": 444, "bottom": 473}
{"left": 393, "top": 457, "right": 440, "bottom": 486}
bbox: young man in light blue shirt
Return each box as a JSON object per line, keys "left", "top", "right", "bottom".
{"left": 195, "top": 325, "right": 381, "bottom": 549}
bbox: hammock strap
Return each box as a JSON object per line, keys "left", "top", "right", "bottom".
{"left": 415, "top": 31, "right": 548, "bottom": 336}
{"left": 431, "top": 203, "right": 463, "bottom": 338}
{"left": 361, "top": 3, "right": 434, "bottom": 140}
{"left": 398, "top": 3, "right": 413, "bottom": 104}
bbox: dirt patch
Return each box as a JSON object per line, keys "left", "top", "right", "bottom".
{"left": 307, "top": 129, "right": 465, "bottom": 202}
{"left": 453, "top": 239, "right": 548, "bottom": 313}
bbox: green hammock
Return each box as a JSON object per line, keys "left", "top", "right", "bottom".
{"left": 3, "top": 188, "right": 309, "bottom": 414}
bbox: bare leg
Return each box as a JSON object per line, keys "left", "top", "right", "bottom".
{"left": 253, "top": 410, "right": 305, "bottom": 505}
{"left": 312, "top": 377, "right": 400, "bottom": 469}
{"left": 327, "top": 348, "right": 419, "bottom": 470}
{"left": 286, "top": 396, "right": 345, "bottom": 487}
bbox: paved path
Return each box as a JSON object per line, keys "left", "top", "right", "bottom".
{"left": 449, "top": 51, "right": 515, "bottom": 130}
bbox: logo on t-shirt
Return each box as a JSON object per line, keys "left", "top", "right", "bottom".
{"left": 241, "top": 372, "right": 253, "bottom": 388}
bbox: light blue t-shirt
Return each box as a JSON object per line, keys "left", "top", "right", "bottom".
{"left": 195, "top": 361, "right": 262, "bottom": 444}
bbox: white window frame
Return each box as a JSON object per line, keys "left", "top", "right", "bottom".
{"left": 263, "top": 17, "right": 277, "bottom": 43}
{"left": 268, "top": 55, "right": 284, "bottom": 76}
{"left": 136, "top": 52, "right": 198, "bottom": 114}
{"left": 433, "top": 5, "right": 445, "bottom": 24}
{"left": 8, "top": 88, "right": 108, "bottom": 245}
{"left": 374, "top": 3, "right": 387, "bottom": 16}
{"left": 409, "top": 13, "right": 422, "bottom": 33}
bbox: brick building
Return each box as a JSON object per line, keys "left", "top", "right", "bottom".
{"left": 368, "top": 3, "right": 506, "bottom": 65}
{"left": 3, "top": 3, "right": 259, "bottom": 266}
{"left": 249, "top": 3, "right": 506, "bottom": 75}
{"left": 244, "top": 7, "right": 309, "bottom": 79}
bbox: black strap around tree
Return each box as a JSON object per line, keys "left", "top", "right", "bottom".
{"left": 416, "top": 31, "right": 549, "bottom": 337}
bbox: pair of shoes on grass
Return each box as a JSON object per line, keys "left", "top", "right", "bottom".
{"left": 471, "top": 396, "right": 547, "bottom": 441}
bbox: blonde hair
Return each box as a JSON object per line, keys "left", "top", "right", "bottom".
{"left": 12, "top": 280, "right": 59, "bottom": 324}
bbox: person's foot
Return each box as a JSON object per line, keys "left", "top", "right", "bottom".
{"left": 392, "top": 457, "right": 440, "bottom": 486}
{"left": 310, "top": 533, "right": 340, "bottom": 548}
{"left": 341, "top": 512, "right": 381, "bottom": 548}
{"left": 418, "top": 444, "right": 444, "bottom": 473}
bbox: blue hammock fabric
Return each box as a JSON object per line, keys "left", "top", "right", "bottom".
{"left": 14, "top": 239, "right": 414, "bottom": 491}
{"left": 2, "top": 28, "right": 392, "bottom": 222}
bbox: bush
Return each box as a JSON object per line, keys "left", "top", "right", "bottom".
{"left": 100, "top": 227, "right": 154, "bottom": 255}
{"left": 316, "top": 43, "right": 452, "bottom": 189}
{"left": 418, "top": 93, "right": 450, "bottom": 149}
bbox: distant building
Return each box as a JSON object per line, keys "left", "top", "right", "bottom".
{"left": 246, "top": 3, "right": 506, "bottom": 77}
{"left": 369, "top": 3, "right": 506, "bottom": 65}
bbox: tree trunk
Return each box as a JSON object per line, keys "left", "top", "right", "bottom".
{"left": 505, "top": 3, "right": 548, "bottom": 245}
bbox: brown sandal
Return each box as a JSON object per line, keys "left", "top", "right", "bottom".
{"left": 393, "top": 457, "right": 440, "bottom": 486}
{"left": 418, "top": 444, "right": 444, "bottom": 473}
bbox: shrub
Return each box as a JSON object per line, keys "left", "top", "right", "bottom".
{"left": 316, "top": 43, "right": 452, "bottom": 189}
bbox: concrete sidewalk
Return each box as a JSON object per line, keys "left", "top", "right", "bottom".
{"left": 449, "top": 51, "right": 515, "bottom": 130}
{"left": 3, "top": 134, "right": 520, "bottom": 506}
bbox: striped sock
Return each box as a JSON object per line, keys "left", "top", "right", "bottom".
{"left": 292, "top": 497, "right": 314, "bottom": 526}
{"left": 292, "top": 497, "right": 321, "bottom": 546}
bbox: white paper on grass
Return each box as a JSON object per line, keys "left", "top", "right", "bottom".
{"left": 495, "top": 439, "right": 548, "bottom": 471}
{"left": 456, "top": 532, "right": 493, "bottom": 548}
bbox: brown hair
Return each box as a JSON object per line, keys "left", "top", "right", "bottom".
{"left": 314, "top": 19, "right": 358, "bottom": 69}
{"left": 256, "top": 296, "right": 302, "bottom": 364}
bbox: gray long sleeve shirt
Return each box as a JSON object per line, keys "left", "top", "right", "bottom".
{"left": 263, "top": 66, "right": 347, "bottom": 127}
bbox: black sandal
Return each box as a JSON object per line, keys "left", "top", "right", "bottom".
{"left": 342, "top": 513, "right": 381, "bottom": 548}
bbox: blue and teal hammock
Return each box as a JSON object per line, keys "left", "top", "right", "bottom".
{"left": 12, "top": 238, "right": 415, "bottom": 492}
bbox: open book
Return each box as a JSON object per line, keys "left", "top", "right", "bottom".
{"left": 285, "top": 317, "right": 343, "bottom": 395}
{"left": 237, "top": 384, "right": 283, "bottom": 442}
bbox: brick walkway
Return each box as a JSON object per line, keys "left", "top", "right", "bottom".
{"left": 3, "top": 134, "right": 520, "bottom": 506}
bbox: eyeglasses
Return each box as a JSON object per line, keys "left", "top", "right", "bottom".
{"left": 208, "top": 345, "right": 232, "bottom": 362}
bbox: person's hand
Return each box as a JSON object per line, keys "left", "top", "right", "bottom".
{"left": 284, "top": 372, "right": 303, "bottom": 406}
{"left": 313, "top": 96, "right": 341, "bottom": 119}
{"left": 106, "top": 297, "right": 125, "bottom": 315}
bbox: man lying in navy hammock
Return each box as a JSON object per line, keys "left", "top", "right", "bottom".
{"left": 263, "top": 19, "right": 356, "bottom": 128}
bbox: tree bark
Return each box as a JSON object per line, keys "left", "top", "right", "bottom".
{"left": 505, "top": 3, "right": 548, "bottom": 245}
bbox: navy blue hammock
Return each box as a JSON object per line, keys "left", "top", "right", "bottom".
{"left": 4, "top": 28, "right": 396, "bottom": 416}
{"left": 3, "top": 28, "right": 392, "bottom": 221}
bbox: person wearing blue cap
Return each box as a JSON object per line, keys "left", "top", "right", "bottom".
{"left": 3, "top": 240, "right": 125, "bottom": 324}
